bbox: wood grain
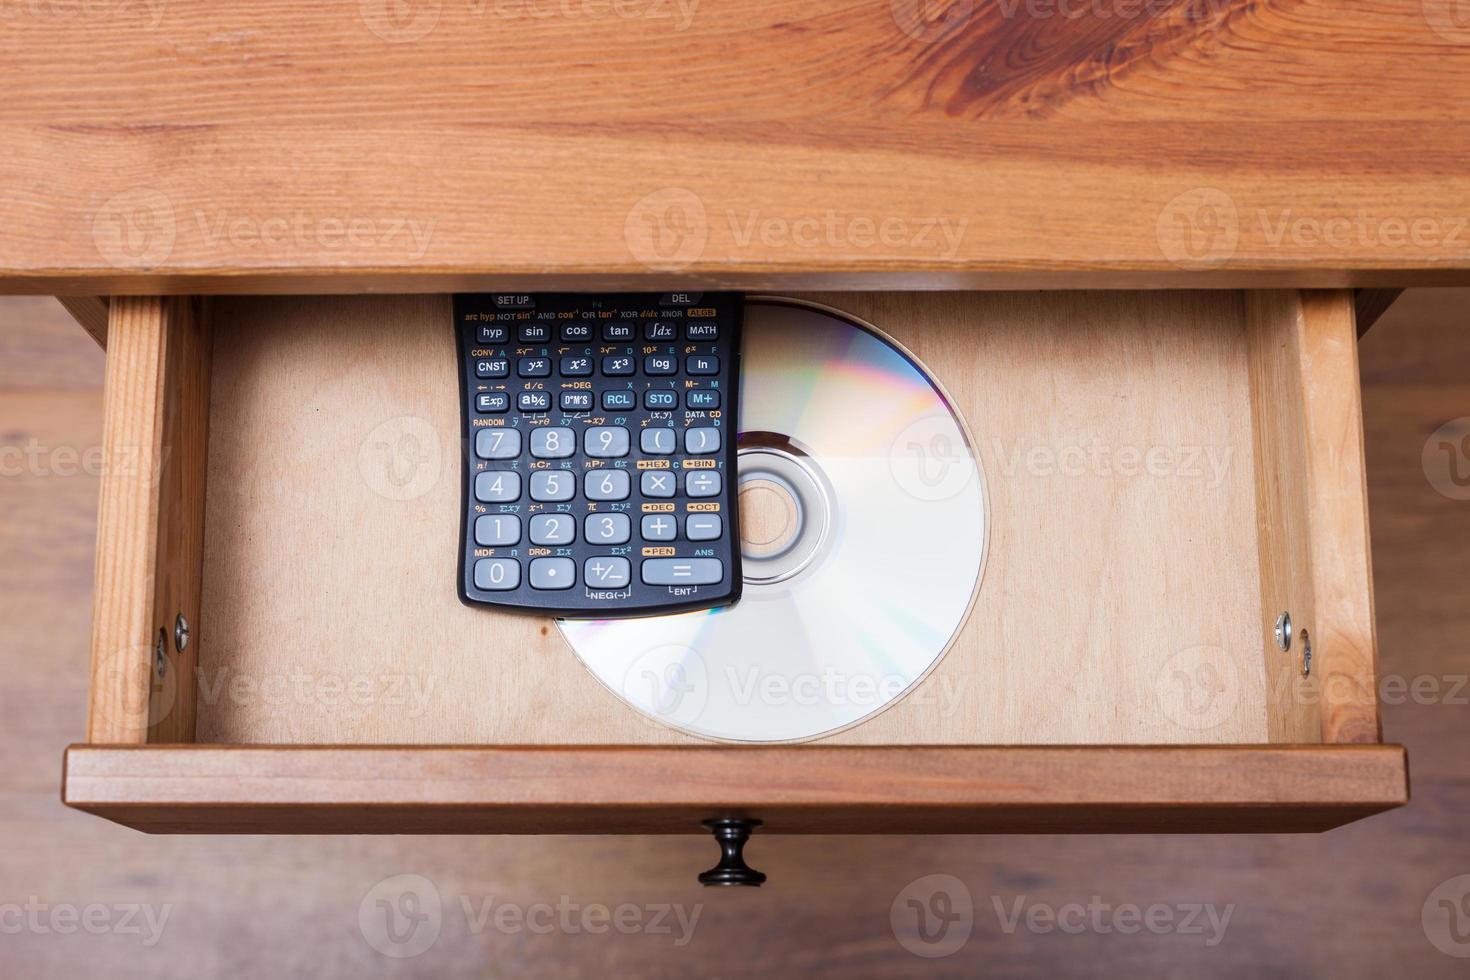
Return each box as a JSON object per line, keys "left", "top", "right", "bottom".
{"left": 1296, "top": 291, "right": 1381, "bottom": 743}
{"left": 194, "top": 290, "right": 1287, "bottom": 746}
{"left": 6, "top": 290, "right": 1469, "bottom": 978}
{"left": 55, "top": 297, "right": 110, "bottom": 348}
{"left": 4, "top": 1, "right": 1470, "bottom": 291}
{"left": 86, "top": 297, "right": 211, "bottom": 743}
{"left": 61, "top": 743, "right": 1409, "bottom": 834}
{"left": 1246, "top": 291, "right": 1380, "bottom": 744}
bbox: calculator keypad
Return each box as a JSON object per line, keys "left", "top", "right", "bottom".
{"left": 456, "top": 292, "right": 742, "bottom": 616}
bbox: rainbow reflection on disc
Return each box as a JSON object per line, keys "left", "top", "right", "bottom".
{"left": 558, "top": 298, "right": 986, "bottom": 742}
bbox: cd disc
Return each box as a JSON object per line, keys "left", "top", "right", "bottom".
{"left": 558, "top": 298, "right": 986, "bottom": 742}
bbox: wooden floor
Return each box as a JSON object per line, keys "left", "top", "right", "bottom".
{"left": 2, "top": 291, "right": 1468, "bottom": 977}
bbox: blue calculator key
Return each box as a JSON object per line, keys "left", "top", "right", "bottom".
{"left": 687, "top": 354, "right": 719, "bottom": 375}
{"left": 560, "top": 323, "right": 593, "bottom": 343}
{"left": 602, "top": 355, "right": 635, "bottom": 376}
{"left": 644, "top": 389, "right": 678, "bottom": 410}
{"left": 517, "top": 390, "right": 551, "bottom": 412}
{"left": 476, "top": 324, "right": 508, "bottom": 344}
{"left": 518, "top": 323, "right": 551, "bottom": 344}
{"left": 644, "top": 354, "right": 677, "bottom": 375}
{"left": 475, "top": 357, "right": 509, "bottom": 378}
{"left": 560, "top": 390, "right": 594, "bottom": 411}
{"left": 476, "top": 391, "right": 509, "bottom": 413}
{"left": 686, "top": 389, "right": 720, "bottom": 410}
{"left": 518, "top": 356, "right": 551, "bottom": 378}
{"left": 560, "top": 355, "right": 594, "bottom": 376}
{"left": 602, "top": 390, "right": 636, "bottom": 411}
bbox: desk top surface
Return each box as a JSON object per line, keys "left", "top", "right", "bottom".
{"left": 4, "top": 1, "right": 1469, "bottom": 293}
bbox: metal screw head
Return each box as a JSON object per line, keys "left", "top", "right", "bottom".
{"left": 1274, "top": 612, "right": 1293, "bottom": 652}
{"left": 1300, "top": 629, "right": 1313, "bottom": 677}
{"left": 153, "top": 629, "right": 168, "bottom": 679}
{"left": 174, "top": 613, "right": 190, "bottom": 652}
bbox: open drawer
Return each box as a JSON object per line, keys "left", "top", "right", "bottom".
{"left": 64, "top": 290, "right": 1406, "bottom": 841}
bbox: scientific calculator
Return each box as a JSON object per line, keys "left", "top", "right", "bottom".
{"left": 455, "top": 292, "right": 742, "bottom": 617}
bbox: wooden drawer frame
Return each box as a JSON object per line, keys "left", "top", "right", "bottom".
{"left": 63, "top": 290, "right": 1408, "bottom": 835}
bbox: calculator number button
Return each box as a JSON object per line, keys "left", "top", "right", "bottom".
{"left": 584, "top": 557, "right": 631, "bottom": 589}
{"left": 685, "top": 471, "right": 721, "bottom": 497}
{"left": 585, "top": 426, "right": 630, "bottom": 457}
{"left": 529, "top": 513, "right": 575, "bottom": 545}
{"left": 529, "top": 556, "right": 575, "bottom": 590}
{"left": 476, "top": 428, "right": 521, "bottom": 460}
{"left": 530, "top": 426, "right": 575, "bottom": 459}
{"left": 641, "top": 558, "right": 723, "bottom": 586}
{"left": 685, "top": 426, "right": 720, "bottom": 455}
{"left": 584, "top": 512, "right": 631, "bottom": 545}
{"left": 474, "top": 514, "right": 522, "bottom": 546}
{"left": 529, "top": 470, "right": 576, "bottom": 502}
{"left": 640, "top": 428, "right": 676, "bottom": 455}
{"left": 585, "top": 469, "right": 631, "bottom": 501}
{"left": 474, "top": 558, "right": 520, "bottom": 591}
{"left": 475, "top": 471, "right": 521, "bottom": 502}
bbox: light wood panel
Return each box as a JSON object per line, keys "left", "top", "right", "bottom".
{"left": 87, "top": 297, "right": 211, "bottom": 743}
{"left": 192, "top": 291, "right": 1295, "bottom": 745}
{"left": 4, "top": 2, "right": 1470, "bottom": 291}
{"left": 55, "top": 297, "right": 109, "bottom": 348}
{"left": 62, "top": 744, "right": 1409, "bottom": 834}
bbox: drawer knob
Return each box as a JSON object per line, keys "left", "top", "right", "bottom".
{"left": 698, "top": 818, "right": 766, "bottom": 887}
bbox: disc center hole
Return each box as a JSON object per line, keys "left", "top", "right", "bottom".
{"left": 738, "top": 478, "right": 799, "bottom": 558}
